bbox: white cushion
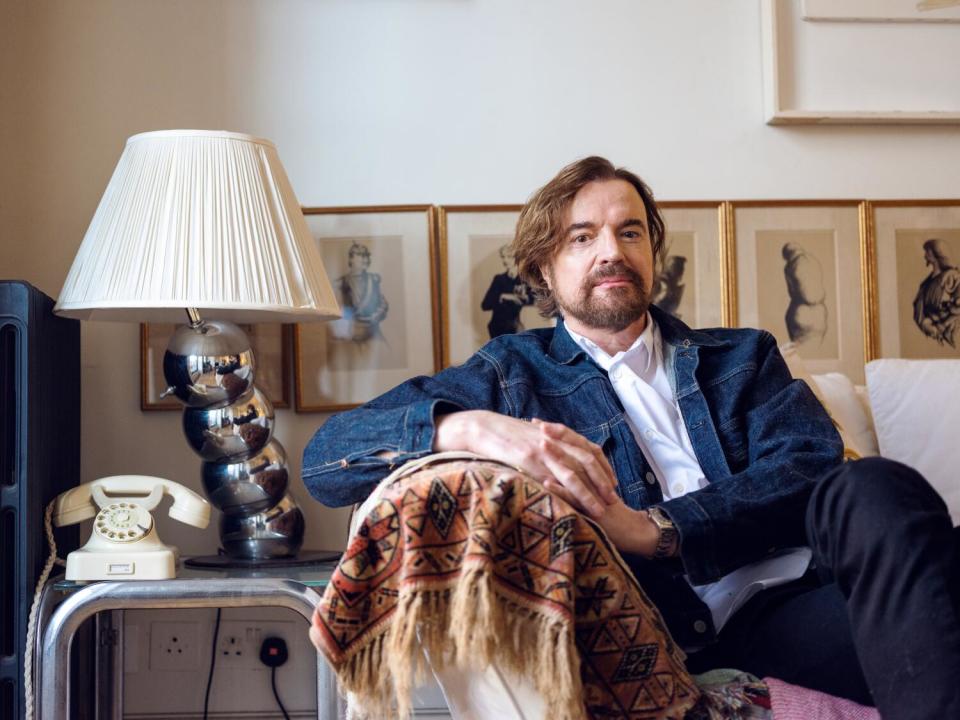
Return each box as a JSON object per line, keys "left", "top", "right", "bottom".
{"left": 866, "top": 359, "right": 960, "bottom": 523}
{"left": 779, "top": 343, "right": 868, "bottom": 458}
{"left": 810, "top": 373, "right": 880, "bottom": 458}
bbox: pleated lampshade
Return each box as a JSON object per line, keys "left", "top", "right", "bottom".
{"left": 55, "top": 129, "right": 340, "bottom": 323}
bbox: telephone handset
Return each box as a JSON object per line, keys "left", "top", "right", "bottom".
{"left": 53, "top": 475, "right": 211, "bottom": 580}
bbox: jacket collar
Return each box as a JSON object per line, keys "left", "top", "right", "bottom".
{"left": 548, "top": 304, "right": 726, "bottom": 365}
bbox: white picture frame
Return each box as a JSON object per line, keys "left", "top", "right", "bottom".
{"left": 761, "top": 0, "right": 960, "bottom": 125}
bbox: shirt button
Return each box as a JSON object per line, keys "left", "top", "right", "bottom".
{"left": 671, "top": 483, "right": 685, "bottom": 496}
{"left": 645, "top": 471, "right": 657, "bottom": 485}
{"left": 644, "top": 429, "right": 655, "bottom": 440}
{"left": 693, "top": 620, "right": 708, "bottom": 634}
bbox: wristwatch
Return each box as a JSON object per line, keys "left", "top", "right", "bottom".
{"left": 646, "top": 505, "right": 679, "bottom": 559}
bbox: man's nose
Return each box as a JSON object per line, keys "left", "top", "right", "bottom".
{"left": 596, "top": 228, "right": 624, "bottom": 263}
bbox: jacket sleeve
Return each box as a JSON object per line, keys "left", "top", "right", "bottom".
{"left": 660, "top": 333, "right": 843, "bottom": 585}
{"left": 300, "top": 351, "right": 511, "bottom": 507}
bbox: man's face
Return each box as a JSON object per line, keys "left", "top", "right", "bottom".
{"left": 543, "top": 179, "right": 655, "bottom": 333}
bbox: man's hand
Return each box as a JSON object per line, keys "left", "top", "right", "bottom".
{"left": 540, "top": 472, "right": 661, "bottom": 557}
{"left": 434, "top": 411, "right": 617, "bottom": 517}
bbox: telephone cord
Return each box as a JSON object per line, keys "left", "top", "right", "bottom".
{"left": 24, "top": 500, "right": 66, "bottom": 720}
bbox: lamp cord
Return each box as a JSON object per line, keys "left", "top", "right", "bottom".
{"left": 203, "top": 608, "right": 222, "bottom": 720}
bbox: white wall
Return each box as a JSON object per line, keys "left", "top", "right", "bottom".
{"left": 4, "top": 0, "right": 959, "bottom": 554}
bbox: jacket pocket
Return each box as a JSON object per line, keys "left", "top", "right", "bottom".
{"left": 716, "top": 415, "right": 748, "bottom": 471}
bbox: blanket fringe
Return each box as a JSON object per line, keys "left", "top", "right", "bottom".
{"left": 336, "top": 563, "right": 586, "bottom": 720}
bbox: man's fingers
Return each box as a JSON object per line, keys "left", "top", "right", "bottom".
{"left": 532, "top": 419, "right": 618, "bottom": 502}
{"left": 542, "top": 478, "right": 604, "bottom": 520}
{"left": 540, "top": 450, "right": 605, "bottom": 517}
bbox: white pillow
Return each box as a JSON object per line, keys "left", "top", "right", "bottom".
{"left": 866, "top": 359, "right": 960, "bottom": 523}
{"left": 810, "top": 373, "right": 879, "bottom": 458}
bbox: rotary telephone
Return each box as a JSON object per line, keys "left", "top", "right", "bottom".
{"left": 52, "top": 475, "right": 211, "bottom": 580}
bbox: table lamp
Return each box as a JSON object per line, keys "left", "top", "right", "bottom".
{"left": 55, "top": 129, "right": 340, "bottom": 563}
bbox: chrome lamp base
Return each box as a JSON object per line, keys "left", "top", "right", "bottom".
{"left": 163, "top": 311, "right": 304, "bottom": 560}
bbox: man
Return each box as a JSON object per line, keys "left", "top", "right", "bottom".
{"left": 481, "top": 243, "right": 535, "bottom": 338}
{"left": 913, "top": 237, "right": 960, "bottom": 348}
{"left": 304, "top": 157, "right": 960, "bottom": 719}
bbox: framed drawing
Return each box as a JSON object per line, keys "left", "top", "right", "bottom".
{"left": 658, "top": 202, "right": 725, "bottom": 329}
{"left": 141, "top": 323, "right": 290, "bottom": 411}
{"left": 866, "top": 200, "right": 960, "bottom": 361}
{"left": 802, "top": 0, "right": 960, "bottom": 23}
{"left": 761, "top": 0, "right": 960, "bottom": 124}
{"left": 438, "top": 205, "right": 553, "bottom": 368}
{"left": 295, "top": 205, "right": 440, "bottom": 411}
{"left": 727, "top": 201, "right": 867, "bottom": 382}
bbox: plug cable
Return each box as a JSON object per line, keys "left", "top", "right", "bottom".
{"left": 260, "top": 636, "right": 291, "bottom": 720}
{"left": 203, "top": 608, "right": 222, "bottom": 720}
{"left": 270, "top": 666, "right": 291, "bottom": 720}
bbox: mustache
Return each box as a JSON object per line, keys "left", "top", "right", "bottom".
{"left": 585, "top": 263, "right": 646, "bottom": 290}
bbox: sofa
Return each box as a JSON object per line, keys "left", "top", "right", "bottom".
{"left": 339, "top": 354, "right": 960, "bottom": 719}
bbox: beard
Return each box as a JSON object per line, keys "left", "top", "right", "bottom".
{"left": 553, "top": 262, "right": 650, "bottom": 332}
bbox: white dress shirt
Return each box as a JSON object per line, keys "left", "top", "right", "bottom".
{"left": 567, "top": 314, "right": 811, "bottom": 631}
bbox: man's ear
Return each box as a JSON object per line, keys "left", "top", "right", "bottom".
{"left": 541, "top": 265, "right": 553, "bottom": 291}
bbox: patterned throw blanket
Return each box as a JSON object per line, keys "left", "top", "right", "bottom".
{"left": 310, "top": 455, "right": 770, "bottom": 720}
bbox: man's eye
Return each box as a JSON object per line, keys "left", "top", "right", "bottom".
{"left": 622, "top": 230, "right": 641, "bottom": 240}
{"left": 572, "top": 234, "right": 590, "bottom": 244}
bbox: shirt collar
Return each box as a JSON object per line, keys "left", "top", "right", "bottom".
{"left": 547, "top": 304, "right": 727, "bottom": 365}
{"left": 566, "top": 313, "right": 658, "bottom": 373}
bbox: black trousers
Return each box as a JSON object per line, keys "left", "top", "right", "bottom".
{"left": 686, "top": 457, "right": 960, "bottom": 720}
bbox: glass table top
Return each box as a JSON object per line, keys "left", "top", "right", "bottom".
{"left": 52, "top": 558, "right": 337, "bottom": 592}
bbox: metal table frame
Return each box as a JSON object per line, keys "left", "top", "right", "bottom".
{"left": 36, "top": 577, "right": 341, "bottom": 720}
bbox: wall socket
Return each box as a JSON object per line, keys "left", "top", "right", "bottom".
{"left": 149, "top": 621, "right": 202, "bottom": 671}
{"left": 215, "top": 620, "right": 296, "bottom": 668}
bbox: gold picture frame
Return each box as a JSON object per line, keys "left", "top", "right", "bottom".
{"left": 725, "top": 200, "right": 868, "bottom": 382}
{"left": 437, "top": 204, "right": 549, "bottom": 368}
{"left": 657, "top": 201, "right": 726, "bottom": 329}
{"left": 140, "top": 323, "right": 291, "bottom": 411}
{"left": 295, "top": 205, "right": 441, "bottom": 412}
{"left": 864, "top": 200, "right": 960, "bottom": 361}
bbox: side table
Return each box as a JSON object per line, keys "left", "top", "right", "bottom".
{"left": 36, "top": 566, "right": 342, "bottom": 720}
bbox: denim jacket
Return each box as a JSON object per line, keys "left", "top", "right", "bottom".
{"left": 302, "top": 306, "right": 842, "bottom": 646}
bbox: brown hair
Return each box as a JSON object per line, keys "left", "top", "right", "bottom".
{"left": 513, "top": 156, "right": 665, "bottom": 318}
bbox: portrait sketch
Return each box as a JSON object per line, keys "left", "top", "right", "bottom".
{"left": 895, "top": 230, "right": 960, "bottom": 359}
{"left": 316, "top": 235, "right": 408, "bottom": 372}
{"left": 652, "top": 231, "right": 696, "bottom": 321}
{"left": 296, "top": 206, "right": 439, "bottom": 411}
{"left": 756, "top": 229, "right": 839, "bottom": 360}
{"left": 468, "top": 233, "right": 552, "bottom": 350}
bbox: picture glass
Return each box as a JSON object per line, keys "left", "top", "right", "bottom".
{"left": 874, "top": 205, "right": 960, "bottom": 360}
{"left": 734, "top": 205, "right": 864, "bottom": 382}
{"left": 891, "top": 227, "right": 960, "bottom": 358}
{"left": 297, "top": 208, "right": 438, "bottom": 410}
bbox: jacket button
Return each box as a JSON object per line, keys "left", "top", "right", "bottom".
{"left": 693, "top": 620, "right": 708, "bottom": 634}
{"left": 645, "top": 471, "right": 657, "bottom": 485}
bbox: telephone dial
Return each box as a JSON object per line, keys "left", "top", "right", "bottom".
{"left": 53, "top": 475, "right": 211, "bottom": 580}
